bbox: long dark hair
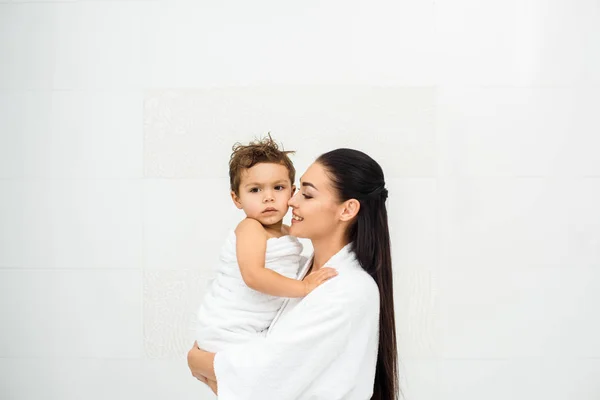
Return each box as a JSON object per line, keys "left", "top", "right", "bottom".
{"left": 317, "top": 148, "right": 398, "bottom": 400}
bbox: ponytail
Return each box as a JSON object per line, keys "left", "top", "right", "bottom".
{"left": 317, "top": 149, "right": 399, "bottom": 400}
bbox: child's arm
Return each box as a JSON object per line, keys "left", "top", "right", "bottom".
{"left": 235, "top": 218, "right": 337, "bottom": 297}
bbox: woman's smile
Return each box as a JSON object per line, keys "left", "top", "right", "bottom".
{"left": 291, "top": 212, "right": 304, "bottom": 223}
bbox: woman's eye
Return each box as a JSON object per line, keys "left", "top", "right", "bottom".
{"left": 302, "top": 193, "right": 312, "bottom": 199}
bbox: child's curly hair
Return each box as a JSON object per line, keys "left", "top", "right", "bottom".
{"left": 229, "top": 133, "right": 296, "bottom": 195}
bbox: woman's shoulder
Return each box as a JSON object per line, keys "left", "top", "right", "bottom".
{"left": 325, "top": 266, "right": 379, "bottom": 309}
{"left": 344, "top": 267, "right": 379, "bottom": 294}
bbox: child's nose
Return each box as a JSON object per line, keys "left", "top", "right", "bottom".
{"left": 263, "top": 190, "right": 274, "bottom": 202}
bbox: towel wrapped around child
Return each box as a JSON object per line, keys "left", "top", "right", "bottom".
{"left": 195, "top": 230, "right": 303, "bottom": 352}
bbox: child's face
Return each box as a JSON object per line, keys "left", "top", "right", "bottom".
{"left": 231, "top": 162, "right": 295, "bottom": 228}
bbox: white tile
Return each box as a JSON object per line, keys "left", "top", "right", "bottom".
{"left": 142, "top": 179, "right": 247, "bottom": 270}
{"left": 387, "top": 179, "right": 440, "bottom": 358}
{"left": 0, "top": 358, "right": 212, "bottom": 400}
{"left": 141, "top": 1, "right": 435, "bottom": 87}
{"left": 0, "top": 91, "right": 54, "bottom": 179}
{"left": 394, "top": 267, "right": 439, "bottom": 359}
{"left": 0, "top": 4, "right": 56, "bottom": 89}
{"left": 11, "top": 0, "right": 77, "bottom": 2}
{"left": 399, "top": 359, "right": 440, "bottom": 400}
{"left": 0, "top": 91, "right": 25, "bottom": 178}
{"left": 436, "top": 87, "right": 600, "bottom": 177}
{"left": 435, "top": 0, "right": 600, "bottom": 85}
{"left": 438, "top": 263, "right": 600, "bottom": 358}
{"left": 0, "top": 181, "right": 24, "bottom": 268}
{"left": 388, "top": 179, "right": 437, "bottom": 271}
{"left": 437, "top": 178, "right": 600, "bottom": 358}
{"left": 52, "top": 2, "right": 153, "bottom": 89}
{"left": 144, "top": 87, "right": 436, "bottom": 179}
{"left": 439, "top": 359, "right": 600, "bottom": 400}
{"left": 438, "top": 178, "right": 600, "bottom": 272}
{"left": 284, "top": 87, "right": 437, "bottom": 179}
{"left": 143, "top": 269, "right": 214, "bottom": 359}
{"left": 531, "top": 0, "right": 600, "bottom": 86}
{"left": 21, "top": 179, "right": 142, "bottom": 269}
{"left": 0, "top": 269, "right": 142, "bottom": 358}
{"left": 21, "top": 90, "right": 143, "bottom": 179}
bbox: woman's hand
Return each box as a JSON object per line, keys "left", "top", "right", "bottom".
{"left": 302, "top": 267, "right": 338, "bottom": 295}
{"left": 206, "top": 378, "right": 218, "bottom": 395}
{"left": 187, "top": 341, "right": 217, "bottom": 381}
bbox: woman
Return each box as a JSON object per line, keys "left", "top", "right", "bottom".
{"left": 188, "top": 148, "right": 398, "bottom": 400}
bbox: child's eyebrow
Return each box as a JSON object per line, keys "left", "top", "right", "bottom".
{"left": 244, "top": 179, "right": 289, "bottom": 187}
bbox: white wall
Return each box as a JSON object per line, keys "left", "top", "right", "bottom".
{"left": 1, "top": 1, "right": 599, "bottom": 399}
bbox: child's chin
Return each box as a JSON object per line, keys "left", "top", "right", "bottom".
{"left": 257, "top": 215, "right": 284, "bottom": 226}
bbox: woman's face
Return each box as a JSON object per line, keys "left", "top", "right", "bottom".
{"left": 288, "top": 162, "right": 342, "bottom": 240}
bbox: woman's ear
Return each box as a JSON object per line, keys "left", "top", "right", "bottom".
{"left": 340, "top": 199, "right": 360, "bottom": 222}
{"left": 231, "top": 191, "right": 243, "bottom": 209}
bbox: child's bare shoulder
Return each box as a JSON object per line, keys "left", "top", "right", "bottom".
{"left": 235, "top": 218, "right": 267, "bottom": 237}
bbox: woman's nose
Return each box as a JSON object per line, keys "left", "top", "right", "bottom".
{"left": 288, "top": 191, "right": 299, "bottom": 207}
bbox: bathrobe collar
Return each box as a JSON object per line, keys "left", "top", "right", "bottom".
{"left": 297, "top": 241, "right": 356, "bottom": 280}
{"left": 268, "top": 242, "right": 356, "bottom": 332}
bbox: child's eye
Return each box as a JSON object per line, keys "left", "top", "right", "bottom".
{"left": 249, "top": 188, "right": 260, "bottom": 193}
{"left": 275, "top": 185, "right": 285, "bottom": 191}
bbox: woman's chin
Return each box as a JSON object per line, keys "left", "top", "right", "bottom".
{"left": 288, "top": 223, "right": 304, "bottom": 238}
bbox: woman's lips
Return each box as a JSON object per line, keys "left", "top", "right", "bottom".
{"left": 292, "top": 213, "right": 304, "bottom": 222}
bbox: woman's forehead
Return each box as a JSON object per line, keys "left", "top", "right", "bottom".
{"left": 300, "top": 162, "right": 329, "bottom": 187}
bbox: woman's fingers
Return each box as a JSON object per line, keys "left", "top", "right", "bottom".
{"left": 302, "top": 267, "right": 338, "bottom": 295}
{"left": 206, "top": 378, "right": 218, "bottom": 395}
{"left": 315, "top": 267, "right": 338, "bottom": 282}
{"left": 305, "top": 268, "right": 338, "bottom": 285}
{"left": 187, "top": 341, "right": 201, "bottom": 375}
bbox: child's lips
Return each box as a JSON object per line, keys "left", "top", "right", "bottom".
{"left": 263, "top": 208, "right": 278, "bottom": 213}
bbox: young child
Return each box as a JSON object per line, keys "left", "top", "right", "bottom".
{"left": 195, "top": 135, "right": 337, "bottom": 355}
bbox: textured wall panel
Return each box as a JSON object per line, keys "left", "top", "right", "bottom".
{"left": 144, "top": 87, "right": 436, "bottom": 179}
{"left": 144, "top": 269, "right": 214, "bottom": 359}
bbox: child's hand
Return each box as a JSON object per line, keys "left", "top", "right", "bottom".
{"left": 302, "top": 267, "right": 338, "bottom": 295}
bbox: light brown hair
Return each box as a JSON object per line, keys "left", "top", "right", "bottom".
{"left": 229, "top": 134, "right": 296, "bottom": 195}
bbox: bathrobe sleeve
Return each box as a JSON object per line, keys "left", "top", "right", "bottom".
{"left": 213, "top": 279, "right": 363, "bottom": 400}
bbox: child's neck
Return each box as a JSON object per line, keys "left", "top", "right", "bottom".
{"left": 263, "top": 220, "right": 286, "bottom": 238}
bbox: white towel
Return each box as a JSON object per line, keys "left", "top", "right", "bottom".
{"left": 195, "top": 230, "right": 303, "bottom": 352}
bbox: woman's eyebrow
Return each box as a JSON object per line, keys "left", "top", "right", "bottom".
{"left": 301, "top": 182, "right": 318, "bottom": 190}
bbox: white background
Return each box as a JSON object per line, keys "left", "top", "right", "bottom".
{"left": 1, "top": 0, "right": 599, "bottom": 399}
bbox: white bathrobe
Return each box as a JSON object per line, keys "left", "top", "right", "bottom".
{"left": 213, "top": 243, "right": 380, "bottom": 400}
{"left": 196, "top": 231, "right": 303, "bottom": 352}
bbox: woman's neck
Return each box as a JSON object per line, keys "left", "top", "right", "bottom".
{"left": 311, "top": 233, "right": 350, "bottom": 271}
